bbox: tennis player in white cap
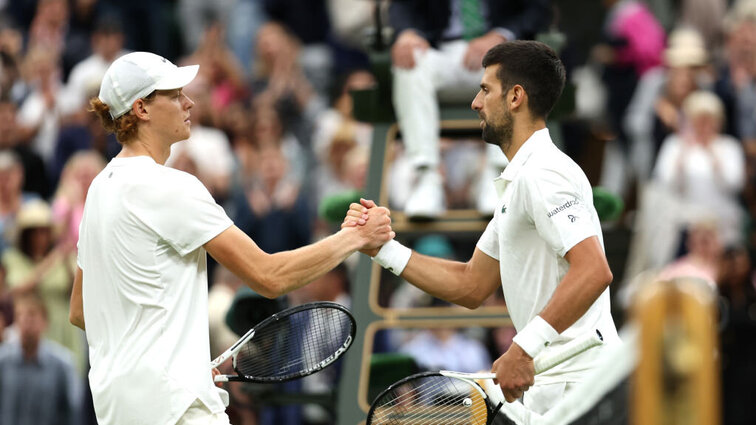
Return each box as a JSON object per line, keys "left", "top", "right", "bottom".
{"left": 69, "top": 52, "right": 394, "bottom": 425}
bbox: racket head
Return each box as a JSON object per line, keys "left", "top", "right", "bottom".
{"left": 366, "top": 371, "right": 497, "bottom": 425}
{"left": 229, "top": 301, "right": 355, "bottom": 383}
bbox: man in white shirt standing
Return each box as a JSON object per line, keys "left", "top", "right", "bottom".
{"left": 68, "top": 52, "right": 394, "bottom": 425}
{"left": 346, "top": 41, "right": 619, "bottom": 415}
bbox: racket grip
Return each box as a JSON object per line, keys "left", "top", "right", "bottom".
{"left": 534, "top": 329, "right": 603, "bottom": 374}
{"left": 214, "top": 375, "right": 229, "bottom": 383}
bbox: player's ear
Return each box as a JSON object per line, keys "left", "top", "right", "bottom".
{"left": 132, "top": 98, "right": 150, "bottom": 120}
{"left": 510, "top": 85, "right": 526, "bottom": 110}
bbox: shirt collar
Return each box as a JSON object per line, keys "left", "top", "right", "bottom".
{"left": 492, "top": 128, "right": 551, "bottom": 195}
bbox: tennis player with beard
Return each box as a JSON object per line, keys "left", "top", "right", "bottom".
{"left": 69, "top": 52, "right": 394, "bottom": 425}
{"left": 346, "top": 41, "right": 620, "bottom": 416}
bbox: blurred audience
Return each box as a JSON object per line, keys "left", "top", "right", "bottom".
{"left": 0, "top": 292, "right": 81, "bottom": 425}
{"left": 1, "top": 199, "right": 83, "bottom": 371}
{"left": 0, "top": 1, "right": 754, "bottom": 423}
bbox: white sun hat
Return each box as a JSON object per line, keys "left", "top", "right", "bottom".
{"left": 98, "top": 51, "right": 199, "bottom": 119}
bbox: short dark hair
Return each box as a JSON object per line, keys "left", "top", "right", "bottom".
{"left": 481, "top": 41, "right": 566, "bottom": 119}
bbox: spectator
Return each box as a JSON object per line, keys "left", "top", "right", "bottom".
{"left": 1, "top": 199, "right": 83, "bottom": 371}
{"left": 52, "top": 86, "right": 119, "bottom": 184}
{"left": 388, "top": 0, "right": 551, "bottom": 218}
{"left": 16, "top": 46, "right": 65, "bottom": 171}
{"left": 657, "top": 218, "right": 723, "bottom": 287}
{"left": 179, "top": 17, "right": 247, "bottom": 122}
{"left": 0, "top": 292, "right": 82, "bottom": 425}
{"left": 177, "top": 0, "right": 235, "bottom": 54}
{"left": 715, "top": 0, "right": 756, "bottom": 146}
{"left": 262, "top": 0, "right": 333, "bottom": 98}
{"left": 592, "top": 0, "right": 665, "bottom": 149}
{"left": 253, "top": 22, "right": 324, "bottom": 151}
{"left": 60, "top": 14, "right": 127, "bottom": 119}
{"left": 653, "top": 90, "right": 745, "bottom": 247}
{"left": 51, "top": 150, "right": 105, "bottom": 249}
{"left": 624, "top": 27, "right": 711, "bottom": 181}
{"left": 399, "top": 326, "right": 491, "bottom": 373}
{"left": 0, "top": 151, "right": 38, "bottom": 253}
{"left": 228, "top": 145, "right": 312, "bottom": 255}
{"left": 0, "top": 100, "right": 49, "bottom": 198}
{"left": 717, "top": 244, "right": 756, "bottom": 425}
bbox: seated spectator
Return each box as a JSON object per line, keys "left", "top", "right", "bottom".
{"left": 16, "top": 46, "right": 65, "bottom": 169}
{"left": 592, "top": 0, "right": 665, "bottom": 149}
{"left": 717, "top": 244, "right": 756, "bottom": 425}
{"left": 624, "top": 27, "right": 711, "bottom": 180}
{"left": 179, "top": 17, "right": 247, "bottom": 124}
{"left": 0, "top": 292, "right": 81, "bottom": 425}
{"left": 262, "top": 0, "right": 334, "bottom": 98}
{"left": 252, "top": 22, "right": 324, "bottom": 149}
{"left": 0, "top": 151, "right": 38, "bottom": 253}
{"left": 657, "top": 218, "right": 723, "bottom": 287}
{"left": 716, "top": 0, "right": 756, "bottom": 145}
{"left": 1, "top": 199, "right": 83, "bottom": 372}
{"left": 51, "top": 150, "right": 105, "bottom": 249}
{"left": 653, "top": 90, "right": 746, "bottom": 247}
{"left": 227, "top": 145, "right": 311, "bottom": 255}
{"left": 0, "top": 100, "right": 49, "bottom": 198}
{"left": 59, "top": 14, "right": 127, "bottom": 119}
{"left": 399, "top": 325, "right": 491, "bottom": 373}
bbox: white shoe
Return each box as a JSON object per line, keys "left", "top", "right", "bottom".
{"left": 476, "top": 164, "right": 502, "bottom": 216}
{"left": 405, "top": 168, "right": 445, "bottom": 219}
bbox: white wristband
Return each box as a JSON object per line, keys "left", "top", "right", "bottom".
{"left": 372, "top": 240, "right": 412, "bottom": 276}
{"left": 512, "top": 316, "right": 559, "bottom": 359}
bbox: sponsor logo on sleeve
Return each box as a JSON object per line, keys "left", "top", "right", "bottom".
{"left": 546, "top": 198, "right": 579, "bottom": 218}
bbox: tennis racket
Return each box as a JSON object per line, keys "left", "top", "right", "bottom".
{"left": 210, "top": 301, "right": 356, "bottom": 383}
{"left": 366, "top": 330, "right": 604, "bottom": 424}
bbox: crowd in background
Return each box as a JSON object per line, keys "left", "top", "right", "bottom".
{"left": 0, "top": 0, "right": 754, "bottom": 424}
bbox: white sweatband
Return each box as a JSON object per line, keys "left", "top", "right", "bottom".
{"left": 372, "top": 240, "right": 412, "bottom": 276}
{"left": 512, "top": 316, "right": 559, "bottom": 359}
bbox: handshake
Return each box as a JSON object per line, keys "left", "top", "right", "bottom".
{"left": 340, "top": 198, "right": 394, "bottom": 256}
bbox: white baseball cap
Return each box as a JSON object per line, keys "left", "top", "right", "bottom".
{"left": 98, "top": 51, "right": 199, "bottom": 119}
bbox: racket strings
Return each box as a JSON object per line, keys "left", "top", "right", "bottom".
{"left": 234, "top": 307, "right": 352, "bottom": 380}
{"left": 373, "top": 380, "right": 487, "bottom": 424}
{"left": 370, "top": 375, "right": 488, "bottom": 424}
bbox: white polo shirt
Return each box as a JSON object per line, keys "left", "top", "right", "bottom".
{"left": 77, "top": 156, "right": 233, "bottom": 425}
{"left": 477, "top": 129, "right": 619, "bottom": 383}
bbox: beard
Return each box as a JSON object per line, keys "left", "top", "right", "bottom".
{"left": 481, "top": 109, "right": 514, "bottom": 151}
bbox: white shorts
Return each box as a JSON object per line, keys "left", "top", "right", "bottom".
{"left": 522, "top": 382, "right": 577, "bottom": 416}
{"left": 176, "top": 399, "right": 231, "bottom": 425}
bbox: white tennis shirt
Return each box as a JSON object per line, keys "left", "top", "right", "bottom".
{"left": 77, "top": 156, "right": 233, "bottom": 425}
{"left": 476, "top": 129, "right": 620, "bottom": 383}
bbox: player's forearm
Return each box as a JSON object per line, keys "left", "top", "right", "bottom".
{"left": 69, "top": 267, "right": 85, "bottom": 330}
{"left": 539, "top": 249, "right": 612, "bottom": 333}
{"left": 259, "top": 228, "right": 364, "bottom": 297}
{"left": 400, "top": 254, "right": 487, "bottom": 309}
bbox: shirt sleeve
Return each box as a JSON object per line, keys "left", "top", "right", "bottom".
{"left": 476, "top": 219, "right": 499, "bottom": 260}
{"left": 523, "top": 168, "right": 598, "bottom": 257}
{"left": 137, "top": 172, "right": 233, "bottom": 256}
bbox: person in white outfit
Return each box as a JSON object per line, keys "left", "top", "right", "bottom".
{"left": 346, "top": 41, "right": 619, "bottom": 416}
{"left": 68, "top": 52, "right": 394, "bottom": 425}
{"left": 389, "top": 0, "right": 551, "bottom": 218}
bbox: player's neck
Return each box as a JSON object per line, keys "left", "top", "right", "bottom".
{"left": 504, "top": 118, "right": 546, "bottom": 160}
{"left": 117, "top": 134, "right": 172, "bottom": 165}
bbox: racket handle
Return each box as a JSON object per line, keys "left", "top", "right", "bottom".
{"left": 534, "top": 329, "right": 603, "bottom": 374}
{"left": 214, "top": 375, "right": 229, "bottom": 383}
